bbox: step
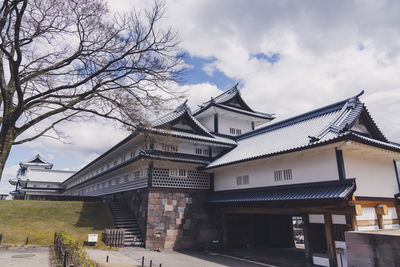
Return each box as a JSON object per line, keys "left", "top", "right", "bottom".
{"left": 124, "top": 242, "right": 144, "bottom": 246}
{"left": 114, "top": 219, "right": 137, "bottom": 222}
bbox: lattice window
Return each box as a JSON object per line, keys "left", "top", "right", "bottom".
{"left": 152, "top": 168, "right": 210, "bottom": 189}
{"left": 236, "top": 176, "right": 242, "bottom": 185}
{"left": 195, "top": 148, "right": 202, "bottom": 155}
{"left": 170, "top": 168, "right": 177, "bottom": 176}
{"left": 274, "top": 170, "right": 283, "bottom": 181}
{"left": 178, "top": 169, "right": 186, "bottom": 177}
{"left": 284, "top": 169, "right": 292, "bottom": 180}
{"left": 124, "top": 175, "right": 129, "bottom": 183}
{"left": 243, "top": 175, "right": 249, "bottom": 184}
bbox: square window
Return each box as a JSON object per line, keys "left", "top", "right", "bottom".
{"left": 243, "top": 175, "right": 249, "bottom": 184}
{"left": 170, "top": 168, "right": 178, "bottom": 176}
{"left": 236, "top": 176, "right": 243, "bottom": 185}
{"left": 178, "top": 169, "right": 186, "bottom": 177}
{"left": 274, "top": 170, "right": 283, "bottom": 181}
{"left": 134, "top": 170, "right": 141, "bottom": 178}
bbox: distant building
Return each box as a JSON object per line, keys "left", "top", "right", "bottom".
{"left": 9, "top": 154, "right": 75, "bottom": 200}
{"left": 10, "top": 85, "right": 400, "bottom": 266}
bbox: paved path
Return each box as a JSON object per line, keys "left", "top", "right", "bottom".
{"left": 87, "top": 248, "right": 275, "bottom": 267}
{"left": 0, "top": 246, "right": 51, "bottom": 267}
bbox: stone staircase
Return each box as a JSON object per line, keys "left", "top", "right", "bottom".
{"left": 107, "top": 202, "right": 144, "bottom": 247}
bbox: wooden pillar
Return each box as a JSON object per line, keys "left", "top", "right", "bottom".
{"left": 375, "top": 205, "right": 388, "bottom": 229}
{"left": 248, "top": 214, "right": 255, "bottom": 245}
{"left": 222, "top": 213, "right": 228, "bottom": 245}
{"left": 302, "top": 214, "right": 313, "bottom": 265}
{"left": 324, "top": 213, "right": 337, "bottom": 267}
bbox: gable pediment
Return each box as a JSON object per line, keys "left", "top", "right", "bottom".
{"left": 350, "top": 108, "right": 387, "bottom": 142}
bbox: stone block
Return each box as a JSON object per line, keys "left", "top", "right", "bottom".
{"left": 164, "top": 204, "right": 174, "bottom": 211}
{"left": 178, "top": 207, "right": 185, "bottom": 213}
{"left": 167, "top": 229, "right": 179, "bottom": 237}
{"left": 164, "top": 240, "right": 175, "bottom": 250}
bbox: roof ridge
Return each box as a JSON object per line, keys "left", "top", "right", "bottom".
{"left": 236, "top": 92, "right": 364, "bottom": 141}
{"left": 202, "top": 83, "right": 239, "bottom": 105}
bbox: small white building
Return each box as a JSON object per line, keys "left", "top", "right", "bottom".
{"left": 9, "top": 154, "right": 75, "bottom": 200}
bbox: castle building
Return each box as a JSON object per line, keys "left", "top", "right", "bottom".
{"left": 9, "top": 154, "right": 75, "bottom": 200}
{"left": 10, "top": 85, "right": 400, "bottom": 266}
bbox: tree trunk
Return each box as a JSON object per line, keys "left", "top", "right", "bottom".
{"left": 0, "top": 126, "right": 17, "bottom": 181}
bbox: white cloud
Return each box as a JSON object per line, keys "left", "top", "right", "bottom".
{"left": 151, "top": 0, "right": 400, "bottom": 141}
{"left": 4, "top": 0, "right": 400, "bottom": 177}
{"left": 21, "top": 118, "right": 127, "bottom": 164}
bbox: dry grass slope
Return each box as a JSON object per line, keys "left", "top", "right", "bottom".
{"left": 0, "top": 200, "right": 113, "bottom": 249}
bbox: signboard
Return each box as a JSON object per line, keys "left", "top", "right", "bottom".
{"left": 88, "top": 234, "right": 98, "bottom": 242}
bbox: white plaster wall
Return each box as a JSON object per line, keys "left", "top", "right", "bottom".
{"left": 383, "top": 207, "right": 398, "bottom": 220}
{"left": 213, "top": 149, "right": 339, "bottom": 191}
{"left": 356, "top": 207, "right": 377, "bottom": 221}
{"left": 218, "top": 114, "right": 252, "bottom": 136}
{"left": 343, "top": 150, "right": 399, "bottom": 198}
{"left": 196, "top": 114, "right": 215, "bottom": 132}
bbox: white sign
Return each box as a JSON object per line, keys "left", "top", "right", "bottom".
{"left": 88, "top": 234, "right": 98, "bottom": 242}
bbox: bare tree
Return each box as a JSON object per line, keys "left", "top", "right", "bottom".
{"left": 0, "top": 0, "right": 184, "bottom": 179}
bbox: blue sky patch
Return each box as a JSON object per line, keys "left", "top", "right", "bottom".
{"left": 252, "top": 52, "right": 280, "bottom": 64}
{"left": 181, "top": 54, "right": 236, "bottom": 90}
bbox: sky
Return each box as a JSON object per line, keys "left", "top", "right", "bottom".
{"left": 2, "top": 0, "right": 400, "bottom": 193}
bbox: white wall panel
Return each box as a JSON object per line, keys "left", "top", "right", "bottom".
{"left": 332, "top": 214, "right": 347, "bottom": 225}
{"left": 309, "top": 214, "right": 325, "bottom": 224}
{"left": 356, "top": 207, "right": 377, "bottom": 221}
{"left": 214, "top": 149, "right": 339, "bottom": 191}
{"left": 343, "top": 150, "right": 399, "bottom": 198}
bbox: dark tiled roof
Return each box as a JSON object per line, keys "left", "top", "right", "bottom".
{"left": 152, "top": 100, "right": 215, "bottom": 137}
{"left": 208, "top": 179, "right": 356, "bottom": 203}
{"left": 193, "top": 84, "right": 274, "bottom": 119}
{"left": 139, "top": 150, "right": 211, "bottom": 165}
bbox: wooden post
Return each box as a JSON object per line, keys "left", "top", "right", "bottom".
{"left": 248, "top": 214, "right": 255, "bottom": 245}
{"left": 302, "top": 214, "right": 313, "bottom": 265}
{"left": 324, "top": 213, "right": 337, "bottom": 267}
{"left": 348, "top": 208, "right": 358, "bottom": 231}
{"left": 222, "top": 213, "right": 228, "bottom": 245}
{"left": 376, "top": 205, "right": 388, "bottom": 229}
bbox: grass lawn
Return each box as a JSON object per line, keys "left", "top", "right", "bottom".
{"left": 0, "top": 200, "right": 113, "bottom": 249}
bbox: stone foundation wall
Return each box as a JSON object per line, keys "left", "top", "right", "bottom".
{"left": 346, "top": 230, "right": 400, "bottom": 266}
{"left": 121, "top": 189, "right": 149, "bottom": 238}
{"left": 145, "top": 188, "right": 219, "bottom": 250}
